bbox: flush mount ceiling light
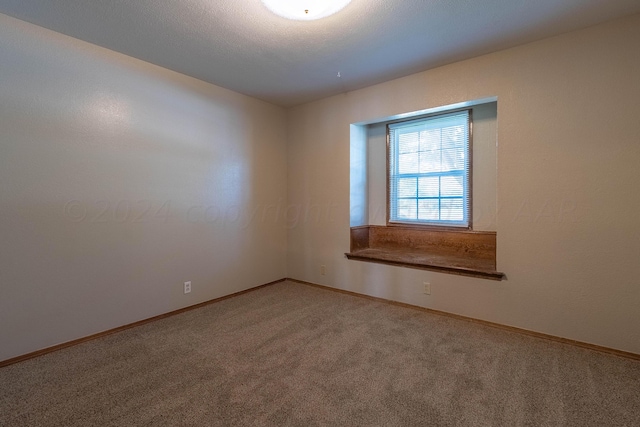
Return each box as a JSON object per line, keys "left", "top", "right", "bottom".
{"left": 261, "top": 0, "right": 352, "bottom": 21}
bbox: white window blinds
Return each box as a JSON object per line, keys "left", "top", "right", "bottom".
{"left": 388, "top": 110, "right": 471, "bottom": 227}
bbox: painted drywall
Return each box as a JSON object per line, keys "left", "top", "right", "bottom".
{"left": 287, "top": 14, "right": 640, "bottom": 354}
{"left": 365, "top": 102, "right": 497, "bottom": 229}
{"left": 0, "top": 13, "right": 287, "bottom": 361}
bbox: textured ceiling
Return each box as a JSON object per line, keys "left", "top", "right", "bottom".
{"left": 1, "top": 0, "right": 639, "bottom": 107}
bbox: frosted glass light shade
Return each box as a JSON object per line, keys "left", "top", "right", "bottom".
{"left": 261, "top": 0, "right": 351, "bottom": 20}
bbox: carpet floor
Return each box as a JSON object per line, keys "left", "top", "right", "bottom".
{"left": 1, "top": 280, "right": 639, "bottom": 426}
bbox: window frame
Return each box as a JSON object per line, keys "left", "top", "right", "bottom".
{"left": 386, "top": 108, "right": 473, "bottom": 230}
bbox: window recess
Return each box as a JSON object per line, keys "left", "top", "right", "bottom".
{"left": 347, "top": 101, "right": 503, "bottom": 280}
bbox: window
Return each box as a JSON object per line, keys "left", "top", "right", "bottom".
{"left": 388, "top": 110, "right": 471, "bottom": 228}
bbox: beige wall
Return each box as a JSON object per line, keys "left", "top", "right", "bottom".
{"left": 0, "top": 14, "right": 287, "bottom": 361}
{"left": 287, "top": 14, "right": 640, "bottom": 354}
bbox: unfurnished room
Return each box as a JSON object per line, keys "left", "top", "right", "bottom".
{"left": 1, "top": 0, "right": 640, "bottom": 425}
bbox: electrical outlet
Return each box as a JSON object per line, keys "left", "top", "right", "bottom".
{"left": 184, "top": 281, "right": 191, "bottom": 294}
{"left": 321, "top": 265, "right": 326, "bottom": 275}
{"left": 423, "top": 282, "right": 431, "bottom": 295}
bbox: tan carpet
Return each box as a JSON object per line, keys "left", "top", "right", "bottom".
{"left": 1, "top": 280, "right": 639, "bottom": 426}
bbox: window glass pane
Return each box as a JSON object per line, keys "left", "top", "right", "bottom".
{"left": 418, "top": 177, "right": 439, "bottom": 197}
{"left": 418, "top": 199, "right": 439, "bottom": 221}
{"left": 441, "top": 148, "right": 464, "bottom": 171}
{"left": 419, "top": 150, "right": 441, "bottom": 173}
{"left": 397, "top": 177, "right": 417, "bottom": 198}
{"left": 398, "top": 153, "right": 419, "bottom": 174}
{"left": 440, "top": 199, "right": 464, "bottom": 221}
{"left": 441, "top": 125, "right": 464, "bottom": 149}
{"left": 398, "top": 132, "right": 419, "bottom": 154}
{"left": 441, "top": 176, "right": 463, "bottom": 197}
{"left": 420, "top": 129, "right": 441, "bottom": 152}
{"left": 397, "top": 199, "right": 417, "bottom": 220}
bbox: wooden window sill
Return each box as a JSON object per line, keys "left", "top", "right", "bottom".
{"left": 345, "top": 225, "right": 505, "bottom": 280}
